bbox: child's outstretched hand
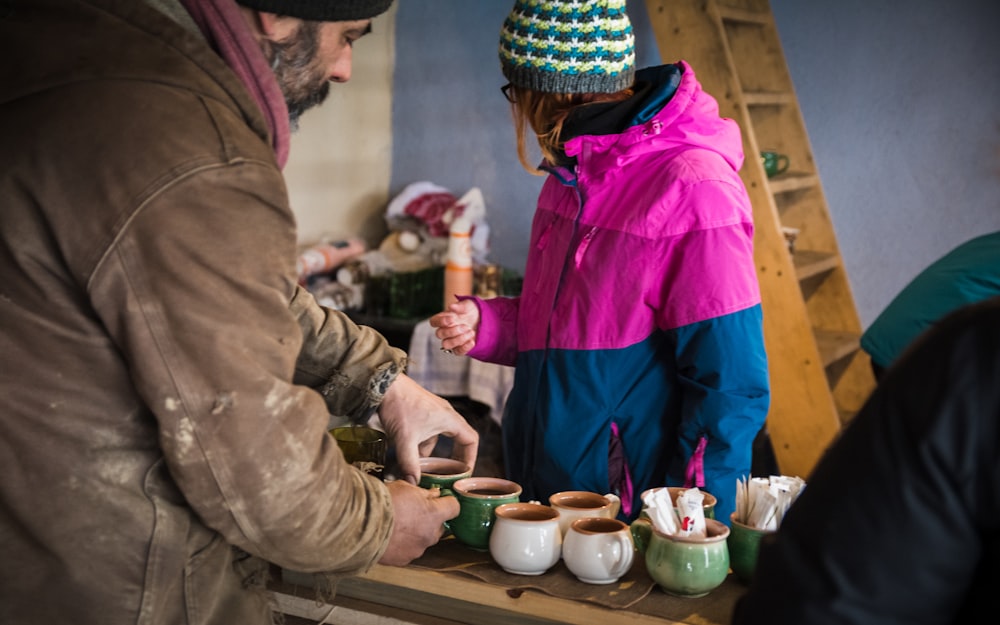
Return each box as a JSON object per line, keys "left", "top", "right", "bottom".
{"left": 429, "top": 299, "right": 480, "bottom": 356}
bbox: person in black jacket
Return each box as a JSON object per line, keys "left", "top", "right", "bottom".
{"left": 732, "top": 296, "right": 1000, "bottom": 625}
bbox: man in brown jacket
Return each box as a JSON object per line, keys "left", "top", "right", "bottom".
{"left": 0, "top": 0, "right": 478, "bottom": 623}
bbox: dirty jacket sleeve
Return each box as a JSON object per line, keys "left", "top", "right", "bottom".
{"left": 290, "top": 284, "right": 407, "bottom": 423}
{"left": 90, "top": 159, "right": 395, "bottom": 574}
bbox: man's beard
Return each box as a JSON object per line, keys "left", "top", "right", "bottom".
{"left": 261, "top": 22, "right": 329, "bottom": 131}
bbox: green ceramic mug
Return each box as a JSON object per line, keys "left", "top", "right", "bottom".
{"left": 631, "top": 517, "right": 730, "bottom": 598}
{"left": 444, "top": 477, "right": 522, "bottom": 551}
{"left": 727, "top": 511, "right": 775, "bottom": 583}
{"left": 639, "top": 486, "right": 717, "bottom": 521}
{"left": 418, "top": 456, "right": 472, "bottom": 491}
{"left": 760, "top": 150, "right": 790, "bottom": 178}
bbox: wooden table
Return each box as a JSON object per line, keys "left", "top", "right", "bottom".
{"left": 272, "top": 539, "right": 745, "bottom": 625}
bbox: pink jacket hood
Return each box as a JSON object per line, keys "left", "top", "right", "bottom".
{"left": 563, "top": 60, "right": 746, "bottom": 177}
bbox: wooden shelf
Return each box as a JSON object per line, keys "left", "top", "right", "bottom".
{"left": 792, "top": 249, "right": 839, "bottom": 281}
{"left": 716, "top": 5, "right": 770, "bottom": 25}
{"left": 645, "top": 0, "right": 875, "bottom": 479}
{"left": 814, "top": 329, "right": 861, "bottom": 367}
{"left": 742, "top": 91, "right": 796, "bottom": 106}
{"left": 837, "top": 407, "right": 858, "bottom": 426}
{"left": 767, "top": 172, "right": 819, "bottom": 194}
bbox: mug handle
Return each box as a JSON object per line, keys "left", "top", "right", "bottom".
{"left": 629, "top": 517, "right": 652, "bottom": 554}
{"left": 604, "top": 492, "right": 621, "bottom": 518}
{"left": 608, "top": 529, "right": 636, "bottom": 577}
{"left": 438, "top": 488, "right": 456, "bottom": 536}
{"left": 441, "top": 520, "right": 455, "bottom": 537}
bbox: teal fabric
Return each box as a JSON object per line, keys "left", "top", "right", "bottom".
{"left": 502, "top": 305, "right": 769, "bottom": 525}
{"left": 861, "top": 231, "right": 1000, "bottom": 370}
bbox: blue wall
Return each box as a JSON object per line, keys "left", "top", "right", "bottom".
{"left": 391, "top": 0, "right": 1000, "bottom": 326}
{"left": 390, "top": 2, "right": 531, "bottom": 273}
{"left": 770, "top": 0, "right": 1000, "bottom": 324}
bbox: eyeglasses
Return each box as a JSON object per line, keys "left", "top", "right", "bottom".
{"left": 500, "top": 83, "right": 515, "bottom": 104}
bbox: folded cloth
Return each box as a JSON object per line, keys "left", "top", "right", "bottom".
{"left": 407, "top": 319, "right": 514, "bottom": 425}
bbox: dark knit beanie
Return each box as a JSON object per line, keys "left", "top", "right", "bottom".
{"left": 499, "top": 0, "right": 635, "bottom": 94}
{"left": 235, "top": 0, "right": 393, "bottom": 21}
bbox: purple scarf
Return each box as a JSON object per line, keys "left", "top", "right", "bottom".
{"left": 179, "top": 0, "right": 290, "bottom": 168}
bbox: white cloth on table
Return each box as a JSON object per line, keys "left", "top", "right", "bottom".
{"left": 406, "top": 319, "right": 514, "bottom": 425}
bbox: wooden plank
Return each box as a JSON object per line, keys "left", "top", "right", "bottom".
{"left": 793, "top": 250, "right": 839, "bottom": 281}
{"left": 716, "top": 5, "right": 770, "bottom": 25}
{"left": 715, "top": 1, "right": 781, "bottom": 22}
{"left": 353, "top": 566, "right": 694, "bottom": 625}
{"left": 830, "top": 349, "right": 876, "bottom": 421}
{"left": 743, "top": 90, "right": 796, "bottom": 106}
{"left": 767, "top": 173, "right": 819, "bottom": 194}
{"left": 644, "top": 0, "right": 843, "bottom": 479}
{"left": 277, "top": 565, "right": 736, "bottom": 625}
{"left": 814, "top": 329, "right": 861, "bottom": 367}
{"left": 273, "top": 590, "right": 466, "bottom": 625}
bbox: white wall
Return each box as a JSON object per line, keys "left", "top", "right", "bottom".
{"left": 284, "top": 3, "right": 397, "bottom": 249}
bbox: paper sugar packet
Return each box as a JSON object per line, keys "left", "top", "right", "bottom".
{"left": 674, "top": 487, "right": 708, "bottom": 538}
{"left": 736, "top": 475, "right": 806, "bottom": 530}
{"left": 642, "top": 488, "right": 679, "bottom": 535}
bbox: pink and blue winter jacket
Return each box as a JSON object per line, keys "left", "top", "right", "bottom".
{"left": 466, "top": 62, "right": 770, "bottom": 524}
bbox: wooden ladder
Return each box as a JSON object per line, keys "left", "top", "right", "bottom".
{"left": 643, "top": 0, "right": 876, "bottom": 479}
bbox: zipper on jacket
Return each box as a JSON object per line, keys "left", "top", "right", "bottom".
{"left": 684, "top": 435, "right": 708, "bottom": 489}
{"left": 609, "top": 422, "right": 635, "bottom": 518}
{"left": 542, "top": 182, "right": 585, "bottom": 352}
{"left": 575, "top": 227, "right": 598, "bottom": 269}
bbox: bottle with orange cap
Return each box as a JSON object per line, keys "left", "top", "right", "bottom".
{"left": 443, "top": 215, "right": 473, "bottom": 309}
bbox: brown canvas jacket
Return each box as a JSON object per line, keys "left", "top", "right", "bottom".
{"left": 0, "top": 0, "right": 402, "bottom": 623}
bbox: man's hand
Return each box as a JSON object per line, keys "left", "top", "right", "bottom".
{"left": 378, "top": 373, "right": 478, "bottom": 485}
{"left": 379, "top": 480, "right": 459, "bottom": 566}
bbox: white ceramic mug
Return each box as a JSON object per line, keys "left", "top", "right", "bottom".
{"left": 489, "top": 502, "right": 562, "bottom": 576}
{"left": 562, "top": 517, "right": 635, "bottom": 585}
{"left": 548, "top": 490, "right": 621, "bottom": 537}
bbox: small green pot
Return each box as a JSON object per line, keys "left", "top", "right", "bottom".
{"left": 631, "top": 517, "right": 730, "bottom": 598}
{"left": 727, "top": 512, "right": 775, "bottom": 584}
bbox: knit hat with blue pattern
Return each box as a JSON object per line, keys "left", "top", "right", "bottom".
{"left": 499, "top": 0, "right": 636, "bottom": 94}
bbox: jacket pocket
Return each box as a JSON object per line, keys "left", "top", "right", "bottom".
{"left": 684, "top": 435, "right": 709, "bottom": 489}
{"left": 184, "top": 536, "right": 271, "bottom": 625}
{"left": 608, "top": 422, "right": 634, "bottom": 518}
{"left": 138, "top": 459, "right": 197, "bottom": 625}
{"left": 140, "top": 460, "right": 270, "bottom": 624}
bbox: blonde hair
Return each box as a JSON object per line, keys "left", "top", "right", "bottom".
{"left": 506, "top": 84, "right": 634, "bottom": 175}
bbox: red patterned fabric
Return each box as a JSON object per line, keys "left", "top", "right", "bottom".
{"left": 404, "top": 191, "right": 459, "bottom": 237}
